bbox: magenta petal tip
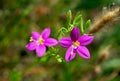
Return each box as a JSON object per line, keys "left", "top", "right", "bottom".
{"left": 31, "top": 31, "right": 40, "bottom": 40}
{"left": 36, "top": 45, "right": 46, "bottom": 57}
{"left": 26, "top": 42, "right": 36, "bottom": 51}
{"left": 77, "top": 46, "right": 90, "bottom": 59}
{"left": 41, "top": 28, "right": 51, "bottom": 39}
{"left": 78, "top": 34, "right": 94, "bottom": 46}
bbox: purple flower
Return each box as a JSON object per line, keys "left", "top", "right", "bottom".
{"left": 59, "top": 27, "right": 94, "bottom": 62}
{"left": 26, "top": 28, "right": 57, "bottom": 57}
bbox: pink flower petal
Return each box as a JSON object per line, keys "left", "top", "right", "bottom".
{"left": 31, "top": 31, "right": 40, "bottom": 40}
{"left": 41, "top": 28, "right": 50, "bottom": 39}
{"left": 59, "top": 37, "right": 72, "bottom": 48}
{"left": 78, "top": 34, "right": 94, "bottom": 46}
{"left": 44, "top": 38, "right": 58, "bottom": 46}
{"left": 26, "top": 42, "right": 37, "bottom": 50}
{"left": 77, "top": 46, "right": 90, "bottom": 59}
{"left": 36, "top": 45, "right": 46, "bottom": 57}
{"left": 70, "top": 27, "right": 80, "bottom": 41}
{"left": 65, "top": 46, "right": 76, "bottom": 62}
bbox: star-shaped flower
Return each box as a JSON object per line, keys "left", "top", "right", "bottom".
{"left": 59, "top": 27, "right": 94, "bottom": 62}
{"left": 26, "top": 28, "right": 57, "bottom": 57}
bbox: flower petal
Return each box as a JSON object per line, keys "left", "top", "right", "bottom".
{"left": 36, "top": 45, "right": 46, "bottom": 57}
{"left": 31, "top": 31, "right": 40, "bottom": 40}
{"left": 44, "top": 38, "right": 58, "bottom": 46}
{"left": 77, "top": 46, "right": 90, "bottom": 59}
{"left": 59, "top": 37, "right": 72, "bottom": 48}
{"left": 41, "top": 28, "right": 50, "bottom": 39}
{"left": 70, "top": 27, "right": 80, "bottom": 41}
{"left": 26, "top": 42, "right": 37, "bottom": 50}
{"left": 65, "top": 46, "right": 76, "bottom": 62}
{"left": 78, "top": 34, "right": 94, "bottom": 46}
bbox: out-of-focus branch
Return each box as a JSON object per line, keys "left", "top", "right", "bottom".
{"left": 88, "top": 7, "right": 120, "bottom": 34}
{"left": 98, "top": 71, "right": 118, "bottom": 81}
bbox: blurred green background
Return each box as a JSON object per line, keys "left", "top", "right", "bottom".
{"left": 0, "top": 0, "right": 120, "bottom": 81}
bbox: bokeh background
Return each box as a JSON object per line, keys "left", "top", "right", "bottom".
{"left": 0, "top": 0, "right": 120, "bottom": 81}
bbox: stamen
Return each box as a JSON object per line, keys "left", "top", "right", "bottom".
{"left": 73, "top": 41, "right": 80, "bottom": 47}
{"left": 29, "top": 37, "right": 33, "bottom": 42}
{"left": 38, "top": 36, "right": 44, "bottom": 44}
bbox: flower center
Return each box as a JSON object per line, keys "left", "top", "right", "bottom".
{"left": 38, "top": 36, "right": 44, "bottom": 44}
{"left": 73, "top": 41, "right": 80, "bottom": 47}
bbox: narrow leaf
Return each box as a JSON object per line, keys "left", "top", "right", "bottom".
{"left": 67, "top": 10, "right": 72, "bottom": 26}
{"left": 73, "top": 12, "right": 82, "bottom": 26}
{"left": 85, "top": 19, "right": 91, "bottom": 31}
{"left": 80, "top": 16, "right": 84, "bottom": 34}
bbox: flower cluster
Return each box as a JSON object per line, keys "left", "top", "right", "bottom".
{"left": 26, "top": 28, "right": 57, "bottom": 57}
{"left": 26, "top": 27, "right": 94, "bottom": 62}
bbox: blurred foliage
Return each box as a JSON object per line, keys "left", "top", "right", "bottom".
{"left": 0, "top": 0, "right": 120, "bottom": 81}
{"left": 9, "top": 70, "right": 22, "bottom": 81}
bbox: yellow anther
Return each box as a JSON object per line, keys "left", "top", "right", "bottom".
{"left": 29, "top": 37, "right": 33, "bottom": 42}
{"left": 73, "top": 41, "right": 80, "bottom": 47}
{"left": 38, "top": 36, "right": 44, "bottom": 44}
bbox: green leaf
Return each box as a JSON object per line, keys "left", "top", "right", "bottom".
{"left": 57, "top": 57, "right": 63, "bottom": 63}
{"left": 79, "top": 16, "right": 84, "bottom": 34}
{"left": 56, "top": 27, "right": 68, "bottom": 39}
{"left": 85, "top": 19, "right": 91, "bottom": 31}
{"left": 56, "top": 55, "right": 63, "bottom": 63}
{"left": 73, "top": 12, "right": 82, "bottom": 26}
{"left": 66, "top": 10, "right": 72, "bottom": 26}
{"left": 38, "top": 55, "right": 48, "bottom": 62}
{"left": 67, "top": 24, "right": 74, "bottom": 32}
{"left": 60, "top": 27, "right": 68, "bottom": 33}
{"left": 73, "top": 12, "right": 84, "bottom": 34}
